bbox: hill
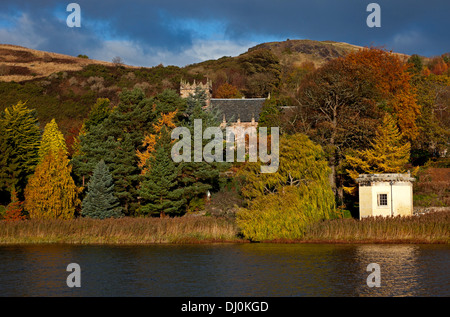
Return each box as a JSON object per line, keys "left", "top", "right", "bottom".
{"left": 0, "top": 39, "right": 414, "bottom": 137}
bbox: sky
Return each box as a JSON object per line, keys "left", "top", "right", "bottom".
{"left": 0, "top": 0, "right": 448, "bottom": 67}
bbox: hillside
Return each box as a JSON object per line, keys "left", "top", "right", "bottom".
{"left": 0, "top": 39, "right": 414, "bottom": 137}
{"left": 0, "top": 44, "right": 128, "bottom": 82}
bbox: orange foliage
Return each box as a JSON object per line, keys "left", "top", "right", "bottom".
{"left": 429, "top": 57, "right": 449, "bottom": 75}
{"left": 346, "top": 48, "right": 420, "bottom": 141}
{"left": 214, "top": 83, "right": 242, "bottom": 98}
{"left": 136, "top": 111, "right": 177, "bottom": 173}
{"left": 4, "top": 189, "right": 26, "bottom": 222}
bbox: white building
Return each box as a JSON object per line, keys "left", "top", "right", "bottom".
{"left": 355, "top": 173, "right": 415, "bottom": 219}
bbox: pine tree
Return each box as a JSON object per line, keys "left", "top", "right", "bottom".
{"left": 83, "top": 98, "right": 111, "bottom": 132}
{"left": 81, "top": 160, "right": 123, "bottom": 219}
{"left": 24, "top": 150, "right": 79, "bottom": 220}
{"left": 138, "top": 128, "right": 186, "bottom": 217}
{"left": 0, "top": 102, "right": 41, "bottom": 200}
{"left": 38, "top": 119, "right": 68, "bottom": 160}
{"left": 177, "top": 87, "right": 227, "bottom": 208}
{"left": 4, "top": 188, "right": 26, "bottom": 222}
{"left": 345, "top": 113, "right": 411, "bottom": 179}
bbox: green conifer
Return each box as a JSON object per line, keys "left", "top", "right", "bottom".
{"left": 81, "top": 160, "right": 123, "bottom": 219}
{"left": 138, "top": 128, "right": 186, "bottom": 217}
{"left": 0, "top": 102, "right": 41, "bottom": 200}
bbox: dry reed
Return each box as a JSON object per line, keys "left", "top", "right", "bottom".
{"left": 302, "top": 211, "right": 450, "bottom": 244}
{"left": 0, "top": 216, "right": 241, "bottom": 245}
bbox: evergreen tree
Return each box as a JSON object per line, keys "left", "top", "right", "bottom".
{"left": 138, "top": 128, "right": 186, "bottom": 217}
{"left": 81, "top": 160, "right": 123, "bottom": 219}
{"left": 24, "top": 150, "right": 79, "bottom": 220}
{"left": 0, "top": 102, "right": 41, "bottom": 201}
{"left": 177, "top": 87, "right": 228, "bottom": 209}
{"left": 72, "top": 88, "right": 187, "bottom": 216}
{"left": 83, "top": 98, "right": 112, "bottom": 132}
{"left": 38, "top": 118, "right": 67, "bottom": 160}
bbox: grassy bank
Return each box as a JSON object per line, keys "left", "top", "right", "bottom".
{"left": 0, "top": 211, "right": 448, "bottom": 245}
{"left": 301, "top": 211, "right": 450, "bottom": 244}
{"left": 0, "top": 216, "right": 243, "bottom": 244}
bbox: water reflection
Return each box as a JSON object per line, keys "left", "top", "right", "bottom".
{"left": 0, "top": 244, "right": 448, "bottom": 297}
{"left": 352, "top": 245, "right": 420, "bottom": 297}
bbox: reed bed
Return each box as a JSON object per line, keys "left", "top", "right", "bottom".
{"left": 0, "top": 212, "right": 448, "bottom": 245}
{"left": 0, "top": 216, "right": 242, "bottom": 245}
{"left": 302, "top": 211, "right": 450, "bottom": 244}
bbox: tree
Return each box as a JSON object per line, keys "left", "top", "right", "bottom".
{"left": 71, "top": 88, "right": 187, "bottom": 216}
{"left": 83, "top": 98, "right": 112, "bottom": 133}
{"left": 292, "top": 56, "right": 380, "bottom": 202}
{"left": 236, "top": 133, "right": 336, "bottom": 241}
{"left": 410, "top": 73, "right": 450, "bottom": 162}
{"left": 81, "top": 160, "right": 123, "bottom": 219}
{"left": 136, "top": 111, "right": 177, "bottom": 174}
{"left": 0, "top": 102, "right": 41, "bottom": 201}
{"left": 24, "top": 150, "right": 79, "bottom": 220}
{"left": 345, "top": 114, "right": 411, "bottom": 179}
{"left": 3, "top": 188, "right": 26, "bottom": 222}
{"left": 215, "top": 83, "right": 242, "bottom": 98}
{"left": 138, "top": 129, "right": 186, "bottom": 217}
{"left": 346, "top": 48, "right": 420, "bottom": 141}
{"left": 38, "top": 119, "right": 67, "bottom": 160}
{"left": 178, "top": 87, "right": 227, "bottom": 209}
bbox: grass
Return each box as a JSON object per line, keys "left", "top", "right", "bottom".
{"left": 301, "top": 211, "right": 450, "bottom": 244}
{"left": 0, "top": 216, "right": 242, "bottom": 245}
{"left": 0, "top": 212, "right": 448, "bottom": 245}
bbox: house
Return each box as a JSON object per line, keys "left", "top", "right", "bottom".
{"left": 355, "top": 172, "right": 415, "bottom": 219}
{"left": 179, "top": 79, "right": 266, "bottom": 129}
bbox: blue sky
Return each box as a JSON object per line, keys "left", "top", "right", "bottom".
{"left": 0, "top": 0, "right": 448, "bottom": 67}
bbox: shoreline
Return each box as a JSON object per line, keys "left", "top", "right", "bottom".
{"left": 0, "top": 211, "right": 448, "bottom": 246}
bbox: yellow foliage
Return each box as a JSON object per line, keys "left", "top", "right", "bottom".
{"left": 345, "top": 113, "right": 411, "bottom": 178}
{"left": 24, "top": 150, "right": 79, "bottom": 220}
{"left": 137, "top": 111, "right": 177, "bottom": 173}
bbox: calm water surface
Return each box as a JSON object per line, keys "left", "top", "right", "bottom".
{"left": 0, "top": 244, "right": 448, "bottom": 297}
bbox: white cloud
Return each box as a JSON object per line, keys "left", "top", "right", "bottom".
{"left": 0, "top": 13, "right": 47, "bottom": 49}
{"left": 84, "top": 38, "right": 257, "bottom": 67}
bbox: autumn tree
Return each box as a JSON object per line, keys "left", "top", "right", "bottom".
{"left": 136, "top": 111, "right": 177, "bottom": 174}
{"left": 345, "top": 48, "right": 420, "bottom": 141}
{"left": 3, "top": 188, "right": 26, "bottom": 222}
{"left": 0, "top": 102, "right": 41, "bottom": 202}
{"left": 24, "top": 150, "right": 79, "bottom": 220}
{"left": 288, "top": 48, "right": 420, "bottom": 204}
{"left": 292, "top": 55, "right": 380, "bottom": 201}
{"left": 345, "top": 114, "right": 411, "bottom": 180}
{"left": 38, "top": 119, "right": 68, "bottom": 160}
{"left": 214, "top": 83, "right": 243, "bottom": 98}
{"left": 410, "top": 73, "right": 450, "bottom": 162}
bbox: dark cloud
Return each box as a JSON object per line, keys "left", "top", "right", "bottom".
{"left": 0, "top": 0, "right": 448, "bottom": 66}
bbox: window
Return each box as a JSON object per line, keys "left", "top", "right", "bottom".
{"left": 378, "top": 194, "right": 388, "bottom": 206}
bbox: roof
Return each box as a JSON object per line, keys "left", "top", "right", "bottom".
{"left": 210, "top": 98, "right": 266, "bottom": 122}
{"left": 356, "top": 173, "right": 415, "bottom": 184}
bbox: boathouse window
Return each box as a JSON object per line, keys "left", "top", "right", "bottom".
{"left": 378, "top": 193, "right": 388, "bottom": 206}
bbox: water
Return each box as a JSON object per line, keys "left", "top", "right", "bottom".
{"left": 0, "top": 244, "right": 448, "bottom": 297}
